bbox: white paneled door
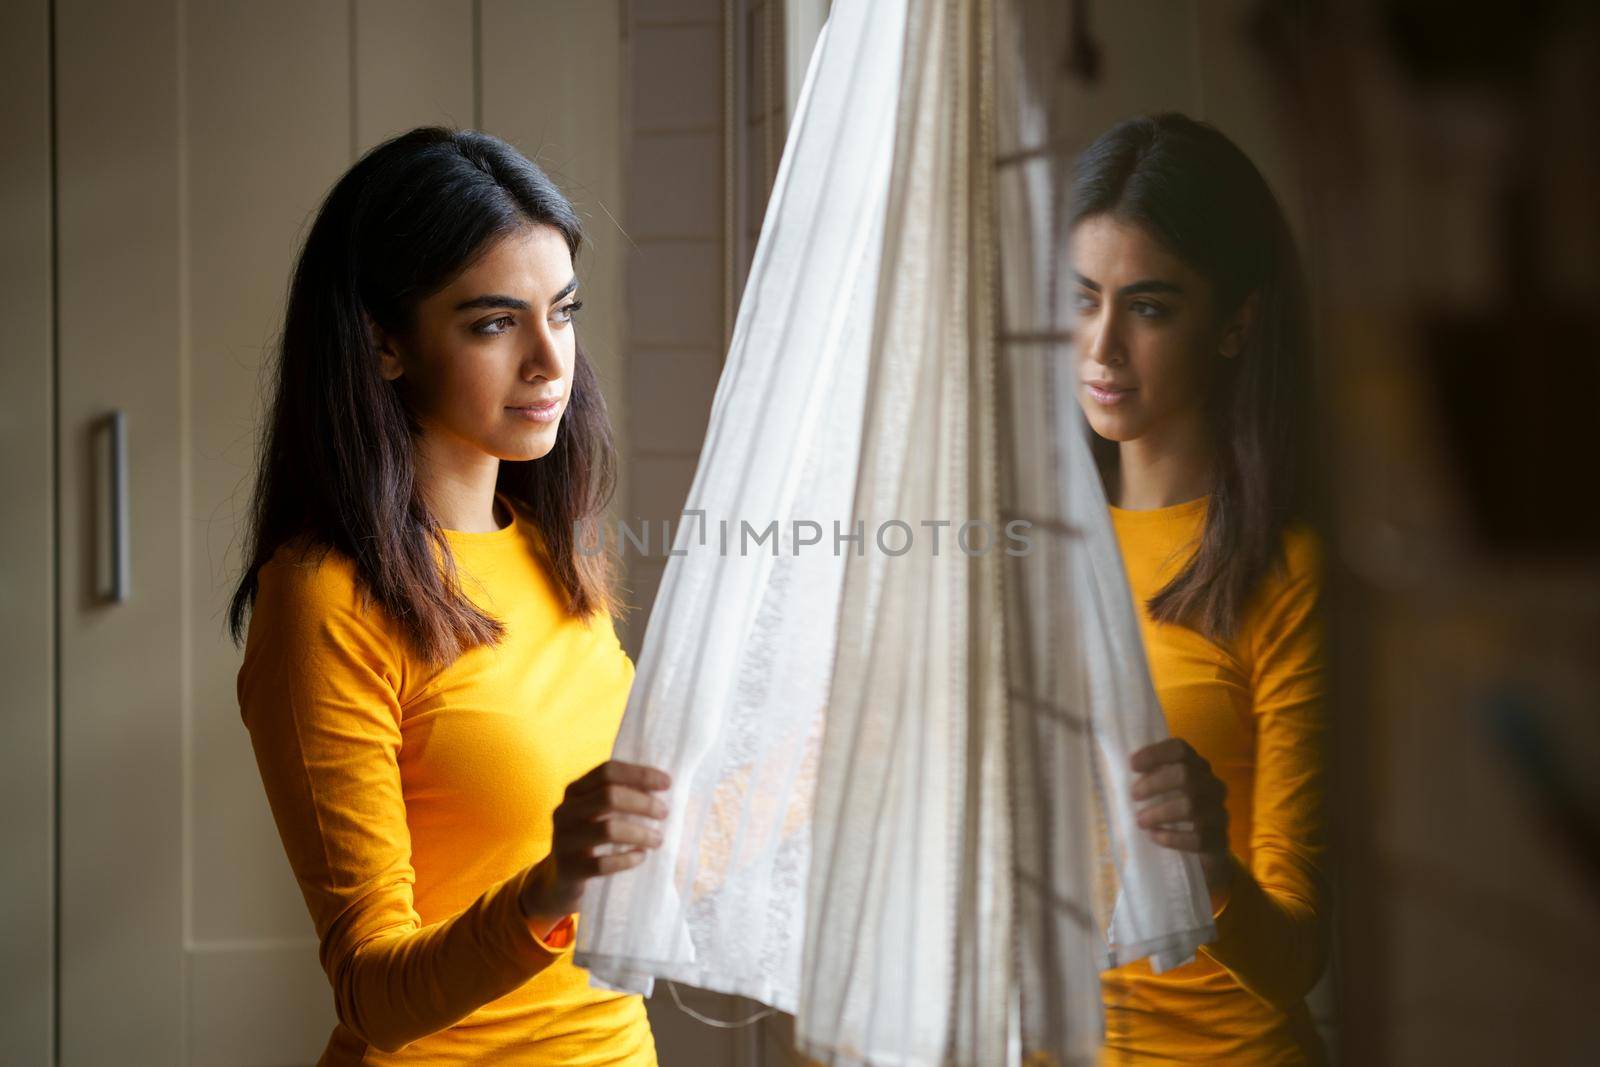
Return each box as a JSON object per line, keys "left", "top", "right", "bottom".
{"left": 51, "top": 2, "right": 624, "bottom": 1062}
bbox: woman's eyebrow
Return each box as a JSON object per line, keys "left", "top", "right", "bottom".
{"left": 1118, "top": 280, "right": 1183, "bottom": 297}
{"left": 452, "top": 277, "right": 578, "bottom": 312}
{"left": 455, "top": 294, "right": 531, "bottom": 312}
{"left": 1072, "top": 271, "right": 1183, "bottom": 297}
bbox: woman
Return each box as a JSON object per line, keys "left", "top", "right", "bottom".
{"left": 1069, "top": 113, "right": 1330, "bottom": 1065}
{"left": 230, "top": 127, "right": 670, "bottom": 1065}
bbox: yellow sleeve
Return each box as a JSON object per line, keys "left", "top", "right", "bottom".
{"left": 237, "top": 549, "right": 573, "bottom": 1054}
{"left": 1200, "top": 535, "right": 1330, "bottom": 1010}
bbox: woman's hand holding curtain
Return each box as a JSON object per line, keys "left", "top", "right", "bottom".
{"left": 519, "top": 760, "right": 673, "bottom": 937}
{"left": 1130, "top": 737, "right": 1236, "bottom": 909}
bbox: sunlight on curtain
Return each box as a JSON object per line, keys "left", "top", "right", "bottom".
{"left": 575, "top": 2, "right": 1215, "bottom": 1063}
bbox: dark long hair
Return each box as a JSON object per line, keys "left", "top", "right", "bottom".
{"left": 1071, "top": 112, "right": 1310, "bottom": 642}
{"left": 228, "top": 126, "right": 619, "bottom": 666}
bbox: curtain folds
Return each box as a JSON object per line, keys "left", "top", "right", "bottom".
{"left": 575, "top": 2, "right": 1215, "bottom": 1063}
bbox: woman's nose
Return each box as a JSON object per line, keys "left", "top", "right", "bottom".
{"left": 521, "top": 328, "right": 563, "bottom": 380}
{"left": 1082, "top": 312, "right": 1123, "bottom": 367}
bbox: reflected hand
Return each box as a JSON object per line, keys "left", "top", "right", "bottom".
{"left": 1129, "top": 737, "right": 1234, "bottom": 900}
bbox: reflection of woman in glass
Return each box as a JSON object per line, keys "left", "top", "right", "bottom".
{"left": 229, "top": 128, "right": 670, "bottom": 1064}
{"left": 1069, "top": 113, "right": 1329, "bottom": 1065}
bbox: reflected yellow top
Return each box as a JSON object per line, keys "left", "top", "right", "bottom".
{"left": 237, "top": 497, "right": 655, "bottom": 1066}
{"left": 1100, "top": 496, "right": 1330, "bottom": 1067}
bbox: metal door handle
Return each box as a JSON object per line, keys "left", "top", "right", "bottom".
{"left": 100, "top": 410, "right": 130, "bottom": 603}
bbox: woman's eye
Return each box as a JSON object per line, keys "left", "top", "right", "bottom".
{"left": 1131, "top": 301, "right": 1166, "bottom": 320}
{"left": 553, "top": 300, "right": 584, "bottom": 325}
{"left": 1072, "top": 292, "right": 1098, "bottom": 313}
{"left": 475, "top": 315, "right": 515, "bottom": 335}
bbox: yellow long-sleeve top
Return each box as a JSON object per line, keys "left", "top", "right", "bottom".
{"left": 237, "top": 497, "right": 656, "bottom": 1066}
{"left": 1099, "top": 496, "right": 1329, "bottom": 1067}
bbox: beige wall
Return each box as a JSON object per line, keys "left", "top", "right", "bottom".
{"left": 620, "top": 0, "right": 726, "bottom": 654}
{"left": 620, "top": 0, "right": 794, "bottom": 663}
{"left": 0, "top": 1, "right": 56, "bottom": 1062}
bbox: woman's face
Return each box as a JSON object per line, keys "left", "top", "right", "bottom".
{"left": 1069, "top": 213, "right": 1244, "bottom": 445}
{"left": 374, "top": 223, "right": 582, "bottom": 465}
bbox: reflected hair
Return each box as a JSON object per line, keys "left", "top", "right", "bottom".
{"left": 228, "top": 126, "right": 619, "bottom": 666}
{"left": 1070, "top": 112, "right": 1311, "bottom": 642}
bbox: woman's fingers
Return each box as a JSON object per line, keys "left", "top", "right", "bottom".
{"left": 556, "top": 782, "right": 669, "bottom": 826}
{"left": 1136, "top": 787, "right": 1222, "bottom": 824}
{"left": 1136, "top": 794, "right": 1196, "bottom": 827}
{"left": 560, "top": 811, "right": 664, "bottom": 855}
{"left": 1128, "top": 740, "right": 1230, "bottom": 859}
{"left": 587, "top": 849, "right": 650, "bottom": 878}
{"left": 565, "top": 759, "right": 672, "bottom": 801}
{"left": 1128, "top": 737, "right": 1194, "bottom": 774}
{"left": 1130, "top": 741, "right": 1226, "bottom": 805}
{"left": 549, "top": 762, "right": 672, "bottom": 890}
{"left": 524, "top": 763, "right": 673, "bottom": 912}
{"left": 1133, "top": 766, "right": 1226, "bottom": 806}
{"left": 531, "top": 761, "right": 676, "bottom": 909}
{"left": 1142, "top": 790, "right": 1227, "bottom": 848}
{"left": 1131, "top": 758, "right": 1192, "bottom": 800}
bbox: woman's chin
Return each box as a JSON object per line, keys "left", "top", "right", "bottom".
{"left": 498, "top": 432, "right": 560, "bottom": 464}
{"left": 1080, "top": 406, "right": 1139, "bottom": 444}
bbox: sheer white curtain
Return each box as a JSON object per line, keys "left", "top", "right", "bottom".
{"left": 575, "top": 1, "right": 1215, "bottom": 1062}
{"left": 572, "top": 0, "right": 896, "bottom": 1008}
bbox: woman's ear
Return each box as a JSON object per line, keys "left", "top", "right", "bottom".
{"left": 1220, "top": 290, "right": 1260, "bottom": 360}
{"left": 367, "top": 314, "right": 407, "bottom": 381}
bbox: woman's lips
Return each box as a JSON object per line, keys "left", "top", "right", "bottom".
{"left": 1085, "top": 382, "right": 1136, "bottom": 407}
{"left": 508, "top": 399, "right": 563, "bottom": 423}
